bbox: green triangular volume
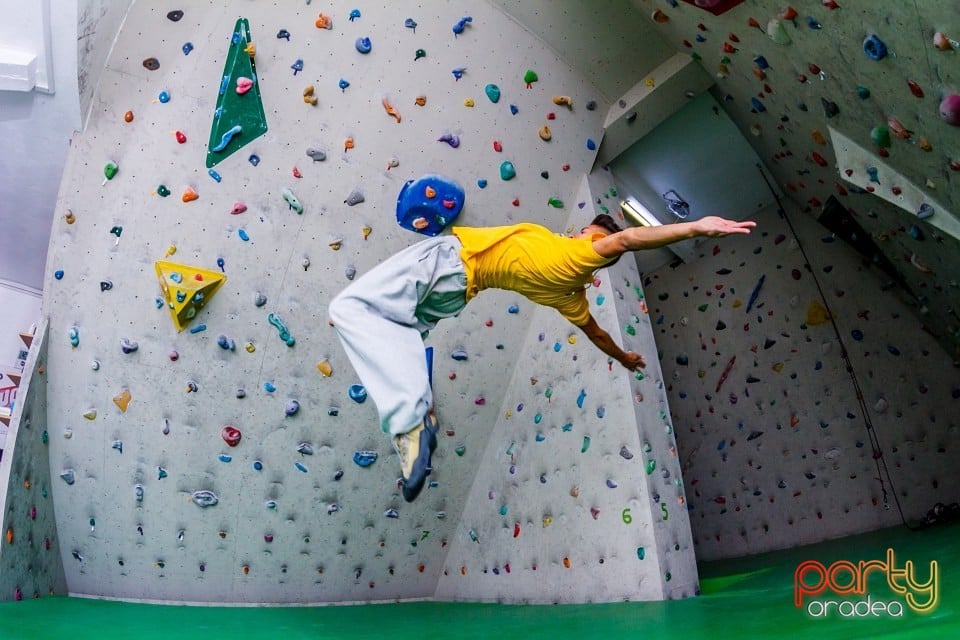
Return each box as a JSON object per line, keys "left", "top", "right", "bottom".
{"left": 205, "top": 18, "right": 268, "bottom": 168}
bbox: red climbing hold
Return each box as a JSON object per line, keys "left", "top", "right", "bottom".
{"left": 493, "top": 140, "right": 502, "bottom": 152}
{"left": 513, "top": 523, "right": 520, "bottom": 538}
{"left": 808, "top": 63, "right": 821, "bottom": 75}
{"left": 907, "top": 80, "right": 924, "bottom": 98}
{"left": 221, "top": 425, "right": 242, "bottom": 447}
{"left": 811, "top": 151, "right": 827, "bottom": 167}
{"left": 175, "top": 130, "right": 187, "bottom": 144}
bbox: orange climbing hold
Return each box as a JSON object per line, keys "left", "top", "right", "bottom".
{"left": 382, "top": 97, "right": 401, "bottom": 123}
{"left": 182, "top": 186, "right": 199, "bottom": 202}
{"left": 563, "top": 556, "right": 571, "bottom": 568}
{"left": 5, "top": 527, "right": 12, "bottom": 544}
{"left": 113, "top": 389, "right": 132, "bottom": 413}
{"left": 344, "top": 137, "right": 354, "bottom": 152}
{"left": 303, "top": 85, "right": 317, "bottom": 105}
{"left": 424, "top": 186, "right": 436, "bottom": 198}
{"left": 414, "top": 95, "right": 426, "bottom": 106}
{"left": 315, "top": 13, "right": 332, "bottom": 29}
{"left": 651, "top": 9, "right": 669, "bottom": 23}
{"left": 317, "top": 359, "right": 333, "bottom": 377}
{"left": 806, "top": 300, "right": 832, "bottom": 325}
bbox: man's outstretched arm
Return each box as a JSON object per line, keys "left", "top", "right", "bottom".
{"left": 593, "top": 215, "right": 756, "bottom": 258}
{"left": 578, "top": 315, "right": 645, "bottom": 372}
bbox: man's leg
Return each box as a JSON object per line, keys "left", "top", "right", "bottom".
{"left": 329, "top": 236, "right": 466, "bottom": 500}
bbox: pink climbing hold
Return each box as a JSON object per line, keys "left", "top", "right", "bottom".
{"left": 939, "top": 94, "right": 960, "bottom": 126}
{"left": 236, "top": 77, "right": 254, "bottom": 94}
{"left": 231, "top": 202, "right": 247, "bottom": 215}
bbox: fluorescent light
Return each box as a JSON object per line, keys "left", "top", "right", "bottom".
{"left": 620, "top": 198, "right": 663, "bottom": 227}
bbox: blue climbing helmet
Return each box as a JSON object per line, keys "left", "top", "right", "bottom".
{"left": 396, "top": 174, "right": 465, "bottom": 236}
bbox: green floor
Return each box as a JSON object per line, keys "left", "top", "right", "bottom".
{"left": 2, "top": 521, "right": 956, "bottom": 640}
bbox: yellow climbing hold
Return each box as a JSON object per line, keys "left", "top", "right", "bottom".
{"left": 244, "top": 42, "right": 256, "bottom": 57}
{"left": 155, "top": 260, "right": 227, "bottom": 332}
{"left": 805, "top": 300, "right": 832, "bottom": 325}
{"left": 772, "top": 362, "right": 784, "bottom": 372}
{"left": 645, "top": 77, "right": 655, "bottom": 87}
{"left": 303, "top": 85, "right": 317, "bottom": 105}
{"left": 113, "top": 389, "right": 132, "bottom": 413}
{"left": 542, "top": 516, "right": 553, "bottom": 528}
{"left": 567, "top": 334, "right": 577, "bottom": 345}
{"left": 244, "top": 342, "right": 255, "bottom": 353}
{"left": 552, "top": 95, "right": 572, "bottom": 108}
{"left": 463, "top": 98, "right": 474, "bottom": 107}
{"left": 811, "top": 129, "right": 826, "bottom": 145}
{"left": 83, "top": 409, "right": 97, "bottom": 421}
{"left": 317, "top": 359, "right": 333, "bottom": 377}
{"left": 329, "top": 239, "right": 343, "bottom": 251}
{"left": 539, "top": 125, "right": 552, "bottom": 141}
{"left": 165, "top": 244, "right": 176, "bottom": 257}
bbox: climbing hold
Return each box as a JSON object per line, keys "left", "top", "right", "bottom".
{"left": 282, "top": 187, "right": 303, "bottom": 214}
{"left": 523, "top": 69, "right": 538, "bottom": 88}
{"left": 191, "top": 490, "right": 219, "bottom": 508}
{"left": 586, "top": 138, "right": 596, "bottom": 150}
{"left": 500, "top": 161, "right": 516, "bottom": 180}
{"left": 210, "top": 124, "right": 242, "bottom": 153}
{"left": 485, "top": 84, "right": 500, "bottom": 103}
{"left": 253, "top": 292, "right": 267, "bottom": 307}
{"left": 156, "top": 185, "right": 170, "bottom": 197}
{"left": 216, "top": 334, "right": 235, "bottom": 350}
{"left": 338, "top": 79, "right": 350, "bottom": 92}
{"left": 452, "top": 16, "right": 472, "bottom": 36}
{"left": 938, "top": 94, "right": 960, "bottom": 126}
{"left": 113, "top": 389, "right": 132, "bottom": 413}
{"left": 277, "top": 29, "right": 291, "bottom": 40}
{"left": 438, "top": 133, "right": 460, "bottom": 148}
{"left": 142, "top": 57, "right": 160, "bottom": 71}
{"left": 917, "top": 203, "right": 934, "bottom": 219}
{"left": 581, "top": 436, "right": 591, "bottom": 453}
{"left": 857, "top": 85, "right": 871, "bottom": 99}
{"left": 157, "top": 90, "right": 171, "bottom": 103}
{"left": 236, "top": 77, "right": 253, "bottom": 94}
{"left": 120, "top": 338, "right": 139, "bottom": 354}
{"left": 221, "top": 425, "right": 242, "bottom": 447}
{"left": 355, "top": 37, "right": 372, "bottom": 54}
{"left": 907, "top": 80, "right": 924, "bottom": 98}
{"left": 167, "top": 9, "right": 183, "bottom": 21}
{"left": 451, "top": 67, "right": 466, "bottom": 80}
{"left": 181, "top": 186, "right": 199, "bottom": 202}
{"left": 821, "top": 98, "right": 839, "bottom": 118}
{"left": 317, "top": 359, "right": 333, "bottom": 377}
{"left": 547, "top": 198, "right": 564, "bottom": 208}
{"left": 553, "top": 96, "right": 572, "bottom": 108}
{"left": 871, "top": 126, "right": 891, "bottom": 148}
{"left": 933, "top": 32, "right": 954, "bottom": 51}
{"left": 303, "top": 85, "right": 317, "bottom": 105}
{"left": 103, "top": 162, "right": 118, "bottom": 181}
{"left": 306, "top": 148, "right": 326, "bottom": 162}
{"left": 538, "top": 126, "right": 551, "bottom": 141}
{"left": 414, "top": 48, "right": 426, "bottom": 61}
{"left": 345, "top": 188, "right": 364, "bottom": 206}
{"left": 123, "top": 110, "right": 134, "bottom": 123}
{"left": 315, "top": 13, "right": 332, "bottom": 29}
{"left": 60, "top": 469, "right": 76, "bottom": 485}
{"left": 382, "top": 98, "right": 401, "bottom": 122}
{"left": 285, "top": 400, "right": 300, "bottom": 416}
{"left": 267, "top": 312, "right": 295, "bottom": 346}
{"left": 349, "top": 384, "right": 367, "bottom": 403}
{"left": 863, "top": 35, "right": 887, "bottom": 60}
{"left": 291, "top": 59, "right": 303, "bottom": 74}
{"left": 353, "top": 450, "right": 377, "bottom": 467}
{"left": 230, "top": 202, "right": 247, "bottom": 215}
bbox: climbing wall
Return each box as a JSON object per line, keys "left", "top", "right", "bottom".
{"left": 638, "top": 0, "right": 960, "bottom": 360}
{"left": 0, "top": 322, "right": 68, "bottom": 601}
{"left": 436, "top": 174, "right": 697, "bottom": 603}
{"left": 628, "top": 0, "right": 960, "bottom": 560}
{"left": 38, "top": 1, "right": 685, "bottom": 604}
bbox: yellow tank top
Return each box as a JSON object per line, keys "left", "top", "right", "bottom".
{"left": 451, "top": 223, "right": 611, "bottom": 326}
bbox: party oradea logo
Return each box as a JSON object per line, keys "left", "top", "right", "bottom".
{"left": 794, "top": 548, "right": 938, "bottom": 618}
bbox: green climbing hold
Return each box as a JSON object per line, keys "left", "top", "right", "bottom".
{"left": 646, "top": 459, "right": 656, "bottom": 475}
{"left": 206, "top": 18, "right": 268, "bottom": 168}
{"left": 485, "top": 83, "right": 501, "bottom": 103}
{"left": 697, "top": 304, "right": 709, "bottom": 312}
{"left": 500, "top": 161, "right": 516, "bottom": 180}
{"left": 857, "top": 85, "right": 871, "bottom": 99}
{"left": 581, "top": 435, "right": 591, "bottom": 453}
{"left": 547, "top": 197, "right": 564, "bottom": 208}
{"left": 156, "top": 184, "right": 171, "bottom": 197}
{"left": 871, "top": 125, "right": 891, "bottom": 148}
{"left": 455, "top": 445, "right": 466, "bottom": 456}
{"left": 523, "top": 69, "right": 538, "bottom": 87}
{"left": 637, "top": 547, "right": 646, "bottom": 560}
{"left": 104, "top": 162, "right": 118, "bottom": 180}
{"left": 625, "top": 325, "right": 636, "bottom": 336}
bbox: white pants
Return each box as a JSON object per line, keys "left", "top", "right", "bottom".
{"left": 329, "top": 236, "right": 468, "bottom": 436}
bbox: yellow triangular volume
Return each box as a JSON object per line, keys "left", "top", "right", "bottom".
{"left": 155, "top": 260, "right": 227, "bottom": 331}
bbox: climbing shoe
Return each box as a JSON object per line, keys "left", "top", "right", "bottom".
{"left": 393, "top": 412, "right": 439, "bottom": 502}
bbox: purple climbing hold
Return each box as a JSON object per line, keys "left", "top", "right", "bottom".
{"left": 438, "top": 133, "right": 460, "bottom": 148}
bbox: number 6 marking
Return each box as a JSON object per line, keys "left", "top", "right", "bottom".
{"left": 621, "top": 508, "right": 632, "bottom": 524}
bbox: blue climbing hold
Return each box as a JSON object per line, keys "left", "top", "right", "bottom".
{"left": 356, "top": 37, "right": 372, "bottom": 54}
{"left": 751, "top": 97, "right": 766, "bottom": 112}
{"left": 349, "top": 9, "right": 361, "bottom": 21}
{"left": 182, "top": 42, "right": 193, "bottom": 55}
{"left": 238, "top": 229, "right": 249, "bottom": 241}
{"left": 208, "top": 168, "right": 222, "bottom": 182}
{"left": 349, "top": 384, "right": 367, "bottom": 403}
{"left": 477, "top": 178, "right": 487, "bottom": 188}
{"left": 451, "top": 67, "right": 467, "bottom": 80}
{"left": 452, "top": 16, "right": 472, "bottom": 36}
{"left": 353, "top": 450, "right": 378, "bottom": 467}
{"left": 586, "top": 138, "right": 596, "bottom": 150}
{"left": 577, "top": 389, "right": 587, "bottom": 409}
{"left": 338, "top": 78, "right": 350, "bottom": 92}
{"left": 404, "top": 18, "right": 417, "bottom": 32}
{"left": 210, "top": 124, "right": 242, "bottom": 153}
{"left": 863, "top": 34, "right": 888, "bottom": 61}
{"left": 754, "top": 55, "right": 769, "bottom": 69}
{"left": 291, "top": 59, "right": 303, "bottom": 75}
{"left": 509, "top": 104, "right": 518, "bottom": 115}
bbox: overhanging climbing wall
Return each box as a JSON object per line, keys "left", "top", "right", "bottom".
{"left": 39, "top": 1, "right": 687, "bottom": 604}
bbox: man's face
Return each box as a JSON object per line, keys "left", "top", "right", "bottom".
{"left": 576, "top": 224, "right": 611, "bottom": 238}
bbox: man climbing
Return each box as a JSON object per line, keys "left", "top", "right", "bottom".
{"left": 329, "top": 212, "right": 755, "bottom": 502}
